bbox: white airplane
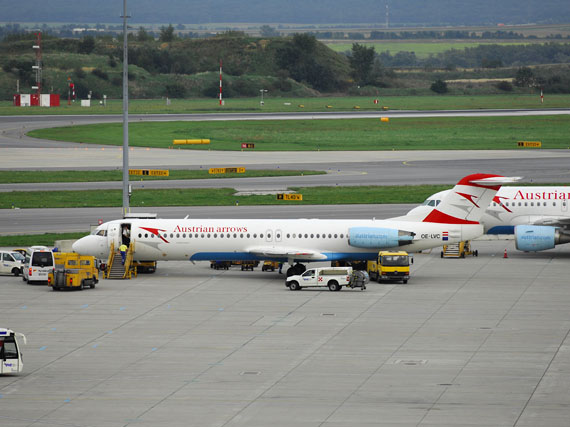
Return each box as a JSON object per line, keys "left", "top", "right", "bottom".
{"left": 72, "top": 173, "right": 518, "bottom": 275}
{"left": 405, "top": 186, "right": 570, "bottom": 251}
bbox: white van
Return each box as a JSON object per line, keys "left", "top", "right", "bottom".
{"left": 0, "top": 250, "right": 25, "bottom": 276}
{"left": 22, "top": 247, "right": 55, "bottom": 285}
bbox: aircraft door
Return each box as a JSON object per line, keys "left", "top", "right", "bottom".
{"left": 265, "top": 229, "right": 273, "bottom": 242}
{"left": 108, "top": 223, "right": 121, "bottom": 249}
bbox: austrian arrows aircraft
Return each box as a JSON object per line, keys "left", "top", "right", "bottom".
{"left": 72, "top": 173, "right": 518, "bottom": 275}
{"left": 405, "top": 186, "right": 570, "bottom": 251}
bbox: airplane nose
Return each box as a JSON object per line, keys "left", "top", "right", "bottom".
{"left": 72, "top": 237, "right": 90, "bottom": 254}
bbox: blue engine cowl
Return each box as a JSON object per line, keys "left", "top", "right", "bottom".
{"left": 348, "top": 227, "right": 414, "bottom": 249}
{"left": 515, "top": 225, "right": 570, "bottom": 252}
{"left": 515, "top": 225, "right": 556, "bottom": 251}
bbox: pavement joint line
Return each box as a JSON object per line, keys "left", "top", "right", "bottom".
{"left": 221, "top": 280, "right": 397, "bottom": 427}
{"left": 124, "top": 273, "right": 271, "bottom": 424}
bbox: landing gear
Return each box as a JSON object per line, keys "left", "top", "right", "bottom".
{"left": 286, "top": 263, "right": 306, "bottom": 277}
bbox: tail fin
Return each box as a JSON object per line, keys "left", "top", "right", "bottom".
{"left": 422, "top": 174, "right": 521, "bottom": 224}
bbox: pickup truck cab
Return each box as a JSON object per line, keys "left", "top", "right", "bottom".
{"left": 286, "top": 267, "right": 353, "bottom": 291}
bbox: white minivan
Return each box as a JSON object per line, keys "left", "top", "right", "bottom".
{"left": 0, "top": 250, "right": 25, "bottom": 277}
{"left": 22, "top": 247, "right": 55, "bottom": 285}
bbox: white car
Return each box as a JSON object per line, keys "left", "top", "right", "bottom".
{"left": 0, "top": 250, "right": 25, "bottom": 277}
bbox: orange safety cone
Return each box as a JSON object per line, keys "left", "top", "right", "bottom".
{"left": 503, "top": 249, "right": 508, "bottom": 258}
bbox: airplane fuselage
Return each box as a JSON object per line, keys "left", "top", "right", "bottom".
{"left": 75, "top": 218, "right": 483, "bottom": 263}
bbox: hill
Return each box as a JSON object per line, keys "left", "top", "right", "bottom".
{"left": 0, "top": 33, "right": 352, "bottom": 100}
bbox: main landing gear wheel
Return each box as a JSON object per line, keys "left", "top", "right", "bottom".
{"left": 286, "top": 263, "right": 306, "bottom": 277}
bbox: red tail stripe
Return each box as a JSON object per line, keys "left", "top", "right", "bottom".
{"left": 422, "top": 209, "right": 479, "bottom": 224}
{"left": 456, "top": 173, "right": 503, "bottom": 191}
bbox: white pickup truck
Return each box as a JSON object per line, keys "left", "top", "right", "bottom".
{"left": 286, "top": 266, "right": 367, "bottom": 291}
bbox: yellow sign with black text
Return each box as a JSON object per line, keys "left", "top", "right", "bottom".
{"left": 129, "top": 169, "right": 169, "bottom": 177}
{"left": 277, "top": 194, "right": 303, "bottom": 201}
{"left": 208, "top": 167, "right": 246, "bottom": 174}
{"left": 517, "top": 141, "right": 542, "bottom": 148}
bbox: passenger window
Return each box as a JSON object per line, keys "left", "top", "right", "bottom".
{"left": 304, "top": 234, "right": 308, "bottom": 238}
{"left": 260, "top": 233, "right": 263, "bottom": 238}
{"left": 310, "top": 234, "right": 314, "bottom": 238}
{"left": 233, "top": 233, "right": 237, "bottom": 238}
{"left": 334, "top": 234, "right": 338, "bottom": 238}
{"left": 214, "top": 233, "right": 218, "bottom": 238}
{"left": 240, "top": 233, "right": 244, "bottom": 238}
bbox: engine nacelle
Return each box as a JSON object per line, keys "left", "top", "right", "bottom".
{"left": 348, "top": 227, "right": 414, "bottom": 249}
{"left": 515, "top": 225, "right": 570, "bottom": 252}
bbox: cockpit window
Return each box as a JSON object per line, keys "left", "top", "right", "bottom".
{"left": 96, "top": 229, "right": 107, "bottom": 236}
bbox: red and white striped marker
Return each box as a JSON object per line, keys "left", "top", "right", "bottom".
{"left": 219, "top": 60, "right": 223, "bottom": 106}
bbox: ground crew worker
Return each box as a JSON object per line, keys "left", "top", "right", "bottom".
{"left": 119, "top": 243, "right": 128, "bottom": 265}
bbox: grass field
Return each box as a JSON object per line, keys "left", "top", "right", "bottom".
{"left": 28, "top": 115, "right": 570, "bottom": 151}
{"left": 1, "top": 185, "right": 454, "bottom": 209}
{"left": 0, "top": 169, "right": 324, "bottom": 184}
{"left": 325, "top": 41, "right": 536, "bottom": 57}
{"left": 0, "top": 232, "right": 88, "bottom": 247}
{"left": 2, "top": 94, "right": 569, "bottom": 116}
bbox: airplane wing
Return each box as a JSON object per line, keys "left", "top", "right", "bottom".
{"left": 247, "top": 246, "right": 328, "bottom": 261}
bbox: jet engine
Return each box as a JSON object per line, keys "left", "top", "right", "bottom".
{"left": 348, "top": 227, "right": 415, "bottom": 249}
{"left": 515, "top": 225, "right": 570, "bottom": 252}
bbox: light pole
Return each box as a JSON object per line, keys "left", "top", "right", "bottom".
{"left": 259, "top": 89, "right": 267, "bottom": 106}
{"left": 121, "top": 0, "right": 130, "bottom": 217}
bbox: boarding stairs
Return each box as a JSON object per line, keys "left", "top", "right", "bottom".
{"left": 442, "top": 243, "right": 461, "bottom": 258}
{"left": 105, "top": 241, "right": 137, "bottom": 280}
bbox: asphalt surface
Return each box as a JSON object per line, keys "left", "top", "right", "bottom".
{"left": 1, "top": 241, "right": 569, "bottom": 427}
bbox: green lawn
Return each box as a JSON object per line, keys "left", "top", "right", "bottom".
{"left": 1, "top": 185, "right": 454, "bottom": 209}
{"left": 0, "top": 232, "right": 88, "bottom": 247}
{"left": 0, "top": 169, "right": 324, "bottom": 184}
{"left": 28, "top": 115, "right": 570, "bottom": 151}
{"left": 325, "top": 41, "right": 536, "bottom": 57}
{"left": 2, "top": 94, "right": 569, "bottom": 116}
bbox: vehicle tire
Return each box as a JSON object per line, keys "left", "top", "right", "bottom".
{"left": 474, "top": 250, "right": 479, "bottom": 257}
{"left": 289, "top": 281, "right": 300, "bottom": 291}
{"left": 12, "top": 268, "right": 20, "bottom": 277}
{"left": 362, "top": 285, "right": 366, "bottom": 291}
{"left": 403, "top": 280, "right": 408, "bottom": 284}
{"left": 328, "top": 281, "right": 340, "bottom": 292}
{"left": 22, "top": 275, "right": 27, "bottom": 282}
{"left": 440, "top": 251, "right": 444, "bottom": 258}
{"left": 241, "top": 266, "right": 244, "bottom": 271}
